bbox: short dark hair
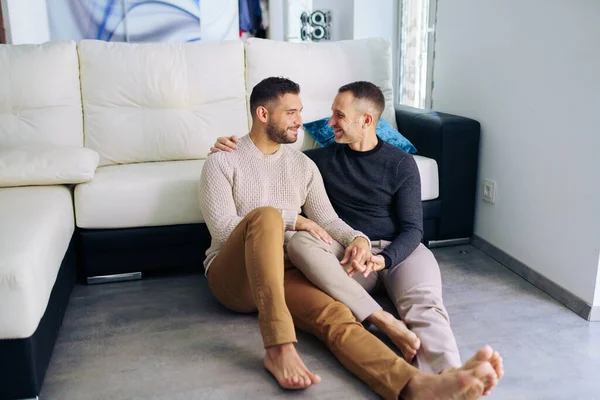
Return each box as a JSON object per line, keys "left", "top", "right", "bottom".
{"left": 249, "top": 77, "right": 300, "bottom": 118}
{"left": 338, "top": 81, "right": 385, "bottom": 117}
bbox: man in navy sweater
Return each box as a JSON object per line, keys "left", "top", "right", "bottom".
{"left": 210, "top": 81, "right": 503, "bottom": 395}
{"left": 293, "top": 81, "right": 461, "bottom": 375}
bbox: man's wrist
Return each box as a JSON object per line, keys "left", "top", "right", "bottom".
{"left": 381, "top": 253, "right": 392, "bottom": 269}
{"left": 353, "top": 236, "right": 371, "bottom": 248}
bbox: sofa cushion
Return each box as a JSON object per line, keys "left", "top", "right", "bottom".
{"left": 0, "top": 186, "right": 74, "bottom": 339}
{"left": 75, "top": 160, "right": 205, "bottom": 229}
{"left": 0, "top": 41, "right": 83, "bottom": 148}
{"left": 303, "top": 117, "right": 417, "bottom": 154}
{"left": 244, "top": 38, "right": 396, "bottom": 151}
{"left": 78, "top": 40, "right": 248, "bottom": 166}
{"left": 294, "top": 127, "right": 321, "bottom": 152}
{"left": 414, "top": 155, "right": 439, "bottom": 201}
{"left": 0, "top": 147, "right": 99, "bottom": 188}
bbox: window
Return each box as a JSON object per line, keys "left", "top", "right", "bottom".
{"left": 396, "top": 0, "right": 437, "bottom": 109}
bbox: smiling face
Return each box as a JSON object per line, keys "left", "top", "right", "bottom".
{"left": 328, "top": 91, "right": 364, "bottom": 144}
{"left": 249, "top": 77, "right": 303, "bottom": 145}
{"left": 328, "top": 81, "right": 386, "bottom": 145}
{"left": 264, "top": 93, "right": 303, "bottom": 144}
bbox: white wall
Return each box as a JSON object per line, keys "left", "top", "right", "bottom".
{"left": 270, "top": 0, "right": 393, "bottom": 42}
{"left": 3, "top": 0, "right": 51, "bottom": 44}
{"left": 352, "top": 0, "right": 394, "bottom": 41}
{"left": 268, "top": 0, "right": 285, "bottom": 40}
{"left": 313, "top": 0, "right": 354, "bottom": 41}
{"left": 433, "top": 0, "right": 600, "bottom": 305}
{"left": 594, "top": 252, "right": 600, "bottom": 306}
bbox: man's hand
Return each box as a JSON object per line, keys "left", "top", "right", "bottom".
{"left": 340, "top": 237, "right": 373, "bottom": 278}
{"left": 369, "top": 254, "right": 386, "bottom": 273}
{"left": 353, "top": 255, "right": 385, "bottom": 279}
{"left": 295, "top": 215, "right": 333, "bottom": 245}
{"left": 208, "top": 136, "right": 239, "bottom": 155}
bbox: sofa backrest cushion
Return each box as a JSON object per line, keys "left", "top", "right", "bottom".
{"left": 0, "top": 41, "right": 83, "bottom": 148}
{"left": 244, "top": 38, "right": 396, "bottom": 151}
{"left": 78, "top": 40, "right": 248, "bottom": 166}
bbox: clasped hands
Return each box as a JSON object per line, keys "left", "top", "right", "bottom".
{"left": 295, "top": 215, "right": 385, "bottom": 278}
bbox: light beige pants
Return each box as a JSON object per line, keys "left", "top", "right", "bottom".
{"left": 287, "top": 231, "right": 462, "bottom": 374}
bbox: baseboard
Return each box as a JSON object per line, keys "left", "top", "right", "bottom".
{"left": 428, "top": 237, "right": 470, "bottom": 248}
{"left": 471, "top": 235, "right": 596, "bottom": 321}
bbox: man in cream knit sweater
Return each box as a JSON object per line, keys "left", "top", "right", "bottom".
{"left": 199, "top": 77, "right": 498, "bottom": 400}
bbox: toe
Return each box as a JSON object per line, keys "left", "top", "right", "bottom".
{"left": 475, "top": 345, "right": 494, "bottom": 361}
{"left": 492, "top": 354, "right": 504, "bottom": 378}
{"left": 472, "top": 361, "right": 494, "bottom": 381}
{"left": 299, "top": 373, "right": 311, "bottom": 388}
{"left": 302, "top": 366, "right": 318, "bottom": 385}
{"left": 280, "top": 377, "right": 295, "bottom": 389}
{"left": 403, "top": 346, "right": 416, "bottom": 362}
{"left": 491, "top": 352, "right": 501, "bottom": 364}
{"left": 458, "top": 371, "right": 485, "bottom": 398}
{"left": 305, "top": 376, "right": 313, "bottom": 387}
{"left": 466, "top": 381, "right": 485, "bottom": 400}
{"left": 292, "top": 376, "right": 307, "bottom": 389}
{"left": 414, "top": 338, "right": 421, "bottom": 351}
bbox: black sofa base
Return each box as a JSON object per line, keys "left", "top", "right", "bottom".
{"left": 0, "top": 237, "right": 76, "bottom": 400}
{"left": 396, "top": 105, "right": 480, "bottom": 241}
{"left": 79, "top": 224, "right": 212, "bottom": 279}
{"left": 422, "top": 199, "right": 442, "bottom": 243}
{"left": 78, "top": 213, "right": 444, "bottom": 280}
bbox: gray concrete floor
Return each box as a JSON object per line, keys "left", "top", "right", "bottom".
{"left": 41, "top": 245, "right": 600, "bottom": 399}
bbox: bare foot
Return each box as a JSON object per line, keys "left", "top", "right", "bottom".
{"left": 402, "top": 362, "right": 496, "bottom": 400}
{"left": 368, "top": 310, "right": 420, "bottom": 363}
{"left": 443, "top": 346, "right": 503, "bottom": 395}
{"left": 263, "top": 343, "right": 321, "bottom": 390}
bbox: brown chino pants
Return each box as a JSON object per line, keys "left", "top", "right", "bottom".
{"left": 206, "top": 207, "right": 419, "bottom": 400}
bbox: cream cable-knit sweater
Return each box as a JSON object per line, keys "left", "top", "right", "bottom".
{"left": 199, "top": 134, "right": 368, "bottom": 271}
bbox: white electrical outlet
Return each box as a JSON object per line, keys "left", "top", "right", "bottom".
{"left": 482, "top": 179, "right": 496, "bottom": 203}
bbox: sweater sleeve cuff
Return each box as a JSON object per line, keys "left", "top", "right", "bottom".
{"left": 381, "top": 253, "right": 393, "bottom": 269}
{"left": 280, "top": 209, "right": 297, "bottom": 231}
{"left": 352, "top": 233, "right": 372, "bottom": 250}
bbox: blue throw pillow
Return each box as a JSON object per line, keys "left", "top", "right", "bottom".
{"left": 303, "top": 117, "right": 417, "bottom": 154}
{"left": 303, "top": 118, "right": 337, "bottom": 147}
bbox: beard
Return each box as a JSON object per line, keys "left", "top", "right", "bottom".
{"left": 333, "top": 128, "right": 362, "bottom": 144}
{"left": 266, "top": 119, "right": 297, "bottom": 144}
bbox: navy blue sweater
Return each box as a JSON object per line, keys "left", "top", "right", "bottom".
{"left": 304, "top": 138, "right": 423, "bottom": 268}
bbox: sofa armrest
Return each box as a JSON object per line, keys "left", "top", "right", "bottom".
{"left": 395, "top": 104, "right": 481, "bottom": 240}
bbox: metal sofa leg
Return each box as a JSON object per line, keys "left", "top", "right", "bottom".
{"left": 427, "top": 237, "right": 470, "bottom": 248}
{"left": 86, "top": 272, "right": 142, "bottom": 285}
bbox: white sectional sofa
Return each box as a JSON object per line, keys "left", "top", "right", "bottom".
{"left": 0, "top": 37, "right": 480, "bottom": 399}
{"left": 0, "top": 41, "right": 92, "bottom": 400}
